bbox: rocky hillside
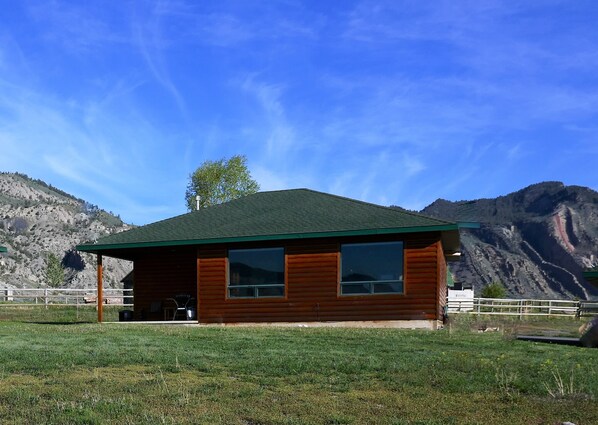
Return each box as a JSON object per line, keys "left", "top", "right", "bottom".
{"left": 422, "top": 182, "right": 598, "bottom": 300}
{"left": 0, "top": 173, "right": 132, "bottom": 289}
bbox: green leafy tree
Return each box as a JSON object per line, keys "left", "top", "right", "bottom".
{"left": 480, "top": 281, "right": 507, "bottom": 298}
{"left": 185, "top": 155, "right": 260, "bottom": 211}
{"left": 45, "top": 253, "right": 65, "bottom": 288}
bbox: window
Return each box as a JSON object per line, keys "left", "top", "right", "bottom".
{"left": 340, "top": 241, "right": 404, "bottom": 295}
{"left": 228, "top": 248, "right": 285, "bottom": 298}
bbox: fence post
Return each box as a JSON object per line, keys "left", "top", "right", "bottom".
{"left": 519, "top": 299, "right": 523, "bottom": 319}
{"left": 4, "top": 289, "right": 13, "bottom": 302}
{"left": 44, "top": 288, "right": 48, "bottom": 309}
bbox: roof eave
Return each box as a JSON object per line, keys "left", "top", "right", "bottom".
{"left": 583, "top": 270, "right": 598, "bottom": 286}
{"left": 442, "top": 222, "right": 479, "bottom": 261}
{"left": 77, "top": 224, "right": 460, "bottom": 253}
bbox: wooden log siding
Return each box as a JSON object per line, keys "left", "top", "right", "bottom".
{"left": 133, "top": 249, "right": 197, "bottom": 321}
{"left": 197, "top": 234, "right": 444, "bottom": 324}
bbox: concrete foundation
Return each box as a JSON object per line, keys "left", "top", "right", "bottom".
{"left": 107, "top": 319, "right": 443, "bottom": 330}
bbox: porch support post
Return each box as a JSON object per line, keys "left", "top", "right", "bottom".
{"left": 97, "top": 254, "right": 103, "bottom": 323}
{"left": 196, "top": 251, "right": 201, "bottom": 323}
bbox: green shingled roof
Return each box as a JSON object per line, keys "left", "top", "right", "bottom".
{"left": 78, "top": 189, "right": 458, "bottom": 252}
{"left": 0, "top": 246, "right": 6, "bottom": 253}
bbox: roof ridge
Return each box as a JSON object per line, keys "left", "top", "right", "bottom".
{"left": 297, "top": 188, "right": 455, "bottom": 225}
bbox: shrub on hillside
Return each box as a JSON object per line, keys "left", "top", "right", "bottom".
{"left": 62, "top": 249, "right": 85, "bottom": 271}
{"left": 481, "top": 281, "right": 507, "bottom": 298}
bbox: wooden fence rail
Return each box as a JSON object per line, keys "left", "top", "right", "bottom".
{"left": 448, "top": 297, "right": 598, "bottom": 318}
{"left": 0, "top": 288, "right": 133, "bottom": 308}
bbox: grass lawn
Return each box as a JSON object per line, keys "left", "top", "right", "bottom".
{"left": 0, "top": 311, "right": 595, "bottom": 424}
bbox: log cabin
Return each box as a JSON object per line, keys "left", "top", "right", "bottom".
{"left": 77, "top": 189, "right": 465, "bottom": 328}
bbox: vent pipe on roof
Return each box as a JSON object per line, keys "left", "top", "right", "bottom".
{"left": 196, "top": 195, "right": 200, "bottom": 210}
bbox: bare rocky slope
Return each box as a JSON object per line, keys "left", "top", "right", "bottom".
{"left": 421, "top": 182, "right": 598, "bottom": 300}
{"left": 0, "top": 173, "right": 132, "bottom": 289}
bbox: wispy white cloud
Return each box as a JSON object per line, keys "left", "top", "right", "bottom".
{"left": 0, "top": 61, "right": 187, "bottom": 224}
{"left": 340, "top": 0, "right": 598, "bottom": 125}
{"left": 25, "top": 0, "right": 132, "bottom": 53}
{"left": 0, "top": 96, "right": 119, "bottom": 204}
{"left": 503, "top": 143, "right": 523, "bottom": 162}
{"left": 0, "top": 33, "right": 33, "bottom": 80}
{"left": 402, "top": 154, "right": 426, "bottom": 177}
{"left": 239, "top": 75, "right": 297, "bottom": 161}
{"left": 132, "top": 1, "right": 320, "bottom": 49}
{"left": 132, "top": 4, "right": 190, "bottom": 124}
{"left": 251, "top": 166, "right": 290, "bottom": 192}
{"left": 188, "top": 13, "right": 255, "bottom": 47}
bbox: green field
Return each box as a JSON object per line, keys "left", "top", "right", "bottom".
{"left": 0, "top": 305, "right": 121, "bottom": 323}
{"left": 0, "top": 311, "right": 596, "bottom": 424}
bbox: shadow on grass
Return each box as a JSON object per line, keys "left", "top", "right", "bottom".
{"left": 27, "top": 321, "right": 95, "bottom": 325}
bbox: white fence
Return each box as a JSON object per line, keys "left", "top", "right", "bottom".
{"left": 0, "top": 288, "right": 133, "bottom": 307}
{"left": 448, "top": 297, "right": 598, "bottom": 318}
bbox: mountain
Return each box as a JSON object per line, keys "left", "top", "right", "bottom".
{"left": 0, "top": 173, "right": 132, "bottom": 289}
{"left": 421, "top": 182, "right": 598, "bottom": 300}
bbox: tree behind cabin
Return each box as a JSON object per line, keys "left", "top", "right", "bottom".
{"left": 185, "top": 155, "right": 260, "bottom": 210}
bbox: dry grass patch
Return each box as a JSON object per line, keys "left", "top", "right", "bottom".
{"left": 0, "top": 317, "right": 595, "bottom": 424}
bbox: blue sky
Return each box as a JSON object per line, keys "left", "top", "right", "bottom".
{"left": 1, "top": 1, "right": 597, "bottom": 225}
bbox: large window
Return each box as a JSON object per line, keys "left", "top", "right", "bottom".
{"left": 340, "top": 242, "right": 404, "bottom": 295}
{"left": 228, "top": 248, "right": 285, "bottom": 298}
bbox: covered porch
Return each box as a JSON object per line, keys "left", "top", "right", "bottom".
{"left": 89, "top": 246, "right": 198, "bottom": 323}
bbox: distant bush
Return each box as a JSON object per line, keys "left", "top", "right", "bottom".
{"left": 81, "top": 202, "right": 100, "bottom": 217}
{"left": 481, "top": 281, "right": 507, "bottom": 298}
{"left": 80, "top": 202, "right": 126, "bottom": 227}
{"left": 61, "top": 249, "right": 85, "bottom": 271}
{"left": 97, "top": 211, "right": 125, "bottom": 228}
{"left": 8, "top": 217, "right": 28, "bottom": 234}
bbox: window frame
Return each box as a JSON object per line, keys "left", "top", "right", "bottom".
{"left": 339, "top": 241, "right": 405, "bottom": 296}
{"left": 227, "top": 247, "right": 286, "bottom": 299}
